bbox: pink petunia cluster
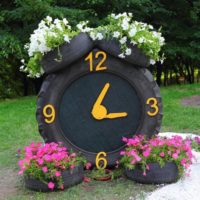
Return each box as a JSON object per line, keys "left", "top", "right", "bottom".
{"left": 18, "top": 142, "right": 85, "bottom": 190}
{"left": 120, "top": 134, "right": 193, "bottom": 176}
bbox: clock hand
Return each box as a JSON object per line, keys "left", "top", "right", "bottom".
{"left": 105, "top": 112, "right": 128, "bottom": 119}
{"left": 91, "top": 83, "right": 110, "bottom": 120}
{"left": 94, "top": 83, "right": 110, "bottom": 107}
{"left": 91, "top": 82, "right": 128, "bottom": 120}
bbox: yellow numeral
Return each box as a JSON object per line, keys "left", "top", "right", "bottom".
{"left": 85, "top": 51, "right": 107, "bottom": 72}
{"left": 146, "top": 98, "right": 159, "bottom": 116}
{"left": 43, "top": 104, "right": 55, "bottom": 124}
{"left": 95, "top": 152, "right": 107, "bottom": 169}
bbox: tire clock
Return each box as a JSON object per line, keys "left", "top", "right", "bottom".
{"left": 36, "top": 33, "right": 162, "bottom": 168}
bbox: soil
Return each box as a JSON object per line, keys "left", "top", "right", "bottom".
{"left": 0, "top": 168, "right": 18, "bottom": 200}
{"left": 181, "top": 95, "right": 200, "bottom": 107}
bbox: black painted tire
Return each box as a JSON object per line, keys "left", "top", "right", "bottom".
{"left": 125, "top": 162, "right": 179, "bottom": 184}
{"left": 24, "top": 164, "right": 83, "bottom": 192}
{"left": 41, "top": 33, "right": 94, "bottom": 74}
{"left": 41, "top": 33, "right": 149, "bottom": 75}
{"left": 96, "top": 39, "right": 150, "bottom": 67}
{"left": 36, "top": 58, "right": 162, "bottom": 166}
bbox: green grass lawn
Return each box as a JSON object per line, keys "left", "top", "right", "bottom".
{"left": 0, "top": 83, "right": 200, "bottom": 200}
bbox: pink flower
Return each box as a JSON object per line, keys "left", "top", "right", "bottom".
{"left": 143, "top": 171, "right": 146, "bottom": 176}
{"left": 37, "top": 159, "right": 43, "bottom": 165}
{"left": 60, "top": 184, "right": 64, "bottom": 190}
{"left": 70, "top": 164, "right": 75, "bottom": 169}
{"left": 122, "top": 137, "right": 128, "bottom": 142}
{"left": 48, "top": 182, "right": 55, "bottom": 190}
{"left": 120, "top": 151, "right": 126, "bottom": 155}
{"left": 85, "top": 162, "right": 92, "bottom": 170}
{"left": 130, "top": 159, "right": 136, "bottom": 165}
{"left": 159, "top": 152, "right": 165, "bottom": 157}
{"left": 143, "top": 150, "right": 150, "bottom": 157}
{"left": 18, "top": 170, "right": 23, "bottom": 175}
{"left": 42, "top": 166, "right": 48, "bottom": 173}
{"left": 180, "top": 158, "right": 187, "bottom": 165}
{"left": 55, "top": 171, "right": 61, "bottom": 177}
{"left": 130, "top": 150, "right": 141, "bottom": 161}
{"left": 70, "top": 153, "right": 76, "bottom": 158}
{"left": 44, "top": 155, "right": 51, "bottom": 162}
{"left": 146, "top": 164, "right": 150, "bottom": 170}
{"left": 172, "top": 153, "right": 178, "bottom": 159}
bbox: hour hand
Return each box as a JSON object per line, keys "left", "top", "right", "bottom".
{"left": 105, "top": 112, "right": 128, "bottom": 119}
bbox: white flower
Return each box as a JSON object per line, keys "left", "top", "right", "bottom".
{"left": 119, "top": 37, "right": 127, "bottom": 44}
{"left": 63, "top": 18, "right": 68, "bottom": 25}
{"left": 77, "top": 23, "right": 83, "bottom": 30}
{"left": 125, "top": 48, "right": 132, "bottom": 56}
{"left": 20, "top": 65, "right": 24, "bottom": 70}
{"left": 36, "top": 73, "right": 41, "bottom": 78}
{"left": 96, "top": 33, "right": 104, "bottom": 40}
{"left": 121, "top": 19, "right": 129, "bottom": 30}
{"left": 56, "top": 23, "right": 63, "bottom": 31}
{"left": 128, "top": 13, "right": 133, "bottom": 17}
{"left": 129, "top": 27, "right": 136, "bottom": 37}
{"left": 159, "top": 37, "right": 165, "bottom": 45}
{"left": 84, "top": 27, "right": 92, "bottom": 32}
{"left": 113, "top": 31, "right": 120, "bottom": 38}
{"left": 130, "top": 40, "right": 137, "bottom": 45}
{"left": 64, "top": 35, "right": 70, "bottom": 43}
{"left": 54, "top": 18, "right": 59, "bottom": 24}
{"left": 148, "top": 25, "right": 153, "bottom": 30}
{"left": 118, "top": 53, "right": 125, "bottom": 58}
{"left": 150, "top": 59, "right": 156, "bottom": 65}
{"left": 21, "top": 59, "right": 25, "bottom": 63}
{"left": 138, "top": 37, "right": 144, "bottom": 43}
{"left": 89, "top": 32, "right": 96, "bottom": 40}
{"left": 46, "top": 16, "right": 52, "bottom": 22}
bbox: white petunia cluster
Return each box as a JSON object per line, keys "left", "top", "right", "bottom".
{"left": 21, "top": 13, "right": 165, "bottom": 78}
{"left": 22, "top": 16, "right": 75, "bottom": 77}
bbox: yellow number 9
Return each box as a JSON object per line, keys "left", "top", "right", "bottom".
{"left": 95, "top": 152, "right": 107, "bottom": 169}
{"left": 146, "top": 98, "right": 159, "bottom": 116}
{"left": 43, "top": 104, "right": 55, "bottom": 124}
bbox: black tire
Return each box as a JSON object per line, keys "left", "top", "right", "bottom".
{"left": 36, "top": 47, "right": 162, "bottom": 166}
{"left": 96, "top": 39, "right": 149, "bottom": 67}
{"left": 24, "top": 164, "right": 83, "bottom": 192}
{"left": 41, "top": 33, "right": 149, "bottom": 75}
{"left": 41, "top": 33, "right": 94, "bottom": 74}
{"left": 125, "top": 162, "right": 179, "bottom": 184}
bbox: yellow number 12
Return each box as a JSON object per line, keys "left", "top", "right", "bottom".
{"left": 85, "top": 51, "right": 107, "bottom": 72}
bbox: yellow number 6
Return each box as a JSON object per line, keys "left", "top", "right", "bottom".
{"left": 43, "top": 104, "right": 55, "bottom": 124}
{"left": 95, "top": 152, "right": 107, "bottom": 169}
{"left": 146, "top": 98, "right": 159, "bottom": 116}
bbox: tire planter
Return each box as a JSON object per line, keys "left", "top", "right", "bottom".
{"left": 41, "top": 33, "right": 94, "bottom": 74}
{"left": 24, "top": 164, "right": 84, "bottom": 192}
{"left": 125, "top": 162, "right": 178, "bottom": 184}
{"left": 96, "top": 39, "right": 149, "bottom": 67}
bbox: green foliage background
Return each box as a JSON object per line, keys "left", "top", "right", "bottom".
{"left": 0, "top": 0, "right": 200, "bottom": 98}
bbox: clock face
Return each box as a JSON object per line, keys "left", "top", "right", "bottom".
{"left": 59, "top": 72, "right": 141, "bottom": 153}
{"left": 37, "top": 48, "right": 162, "bottom": 167}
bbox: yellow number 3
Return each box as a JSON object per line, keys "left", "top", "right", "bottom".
{"left": 146, "top": 98, "right": 159, "bottom": 116}
{"left": 43, "top": 104, "right": 55, "bottom": 124}
{"left": 95, "top": 152, "right": 107, "bottom": 169}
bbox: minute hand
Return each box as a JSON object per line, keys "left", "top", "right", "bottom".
{"left": 93, "top": 83, "right": 110, "bottom": 107}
